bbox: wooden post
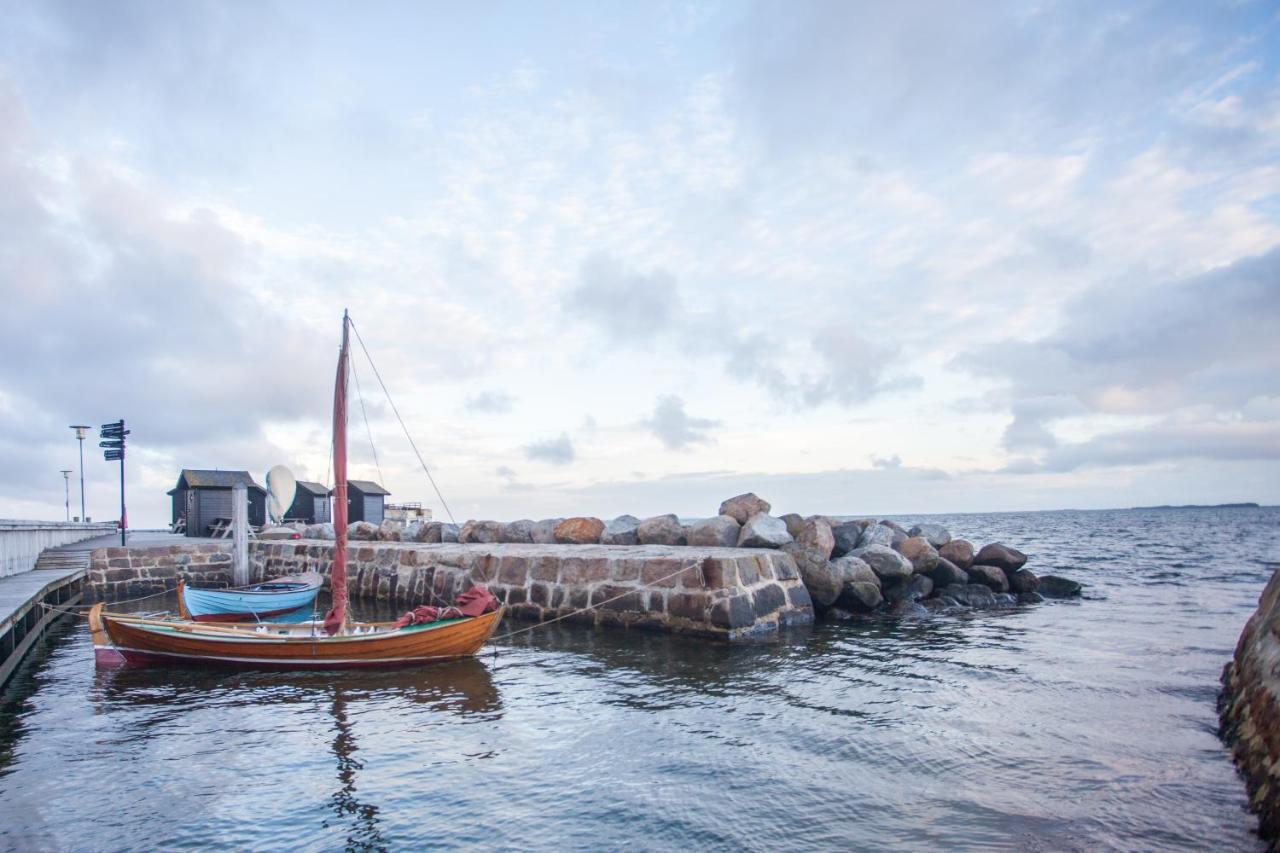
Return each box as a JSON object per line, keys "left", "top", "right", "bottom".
{"left": 232, "top": 482, "right": 249, "bottom": 586}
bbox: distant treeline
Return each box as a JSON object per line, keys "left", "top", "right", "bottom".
{"left": 1131, "top": 503, "right": 1261, "bottom": 510}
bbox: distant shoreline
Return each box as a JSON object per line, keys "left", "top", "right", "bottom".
{"left": 1130, "top": 502, "right": 1261, "bottom": 510}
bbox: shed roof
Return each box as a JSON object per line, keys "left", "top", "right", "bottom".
{"left": 295, "top": 480, "right": 329, "bottom": 496}
{"left": 169, "top": 469, "right": 266, "bottom": 493}
{"left": 345, "top": 480, "right": 390, "bottom": 496}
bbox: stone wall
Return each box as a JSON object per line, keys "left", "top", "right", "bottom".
{"left": 87, "top": 542, "right": 232, "bottom": 601}
{"left": 1220, "top": 568, "right": 1280, "bottom": 842}
{"left": 251, "top": 540, "right": 813, "bottom": 639}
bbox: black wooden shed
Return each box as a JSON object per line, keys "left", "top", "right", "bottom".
{"left": 285, "top": 481, "right": 331, "bottom": 524}
{"left": 168, "top": 469, "right": 267, "bottom": 537}
{"left": 340, "top": 480, "right": 390, "bottom": 524}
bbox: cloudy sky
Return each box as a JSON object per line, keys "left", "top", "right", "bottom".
{"left": 1, "top": 1, "right": 1278, "bottom": 526}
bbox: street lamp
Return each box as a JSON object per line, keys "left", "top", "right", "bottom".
{"left": 60, "top": 470, "right": 72, "bottom": 522}
{"left": 69, "top": 425, "right": 89, "bottom": 522}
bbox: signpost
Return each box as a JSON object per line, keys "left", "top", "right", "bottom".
{"left": 100, "top": 420, "right": 129, "bottom": 546}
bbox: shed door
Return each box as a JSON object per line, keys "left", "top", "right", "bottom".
{"left": 314, "top": 497, "right": 329, "bottom": 523}
{"left": 364, "top": 496, "right": 383, "bottom": 525}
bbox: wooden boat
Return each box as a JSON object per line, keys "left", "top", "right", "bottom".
{"left": 91, "top": 309, "right": 502, "bottom": 670}
{"left": 177, "top": 573, "right": 323, "bottom": 622}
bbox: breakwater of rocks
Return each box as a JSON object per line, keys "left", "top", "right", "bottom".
{"left": 285, "top": 491, "right": 1084, "bottom": 619}
{"left": 1220, "top": 567, "right": 1280, "bottom": 842}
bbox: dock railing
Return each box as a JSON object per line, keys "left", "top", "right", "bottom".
{"left": 0, "top": 520, "right": 118, "bottom": 578}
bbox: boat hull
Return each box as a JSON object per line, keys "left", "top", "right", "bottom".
{"left": 92, "top": 607, "right": 502, "bottom": 671}
{"left": 179, "top": 573, "right": 322, "bottom": 622}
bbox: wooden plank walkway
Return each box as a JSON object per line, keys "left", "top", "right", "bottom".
{"left": 0, "top": 534, "right": 119, "bottom": 688}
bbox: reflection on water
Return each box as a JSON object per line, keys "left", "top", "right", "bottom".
{"left": 0, "top": 507, "right": 1277, "bottom": 850}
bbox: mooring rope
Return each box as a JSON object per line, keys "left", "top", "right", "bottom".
{"left": 347, "top": 316, "right": 458, "bottom": 527}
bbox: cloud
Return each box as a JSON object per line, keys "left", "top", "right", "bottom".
{"left": 464, "top": 391, "right": 514, "bottom": 414}
{"left": 871, "top": 454, "right": 901, "bottom": 469}
{"left": 1022, "top": 419, "right": 1280, "bottom": 473}
{"left": 642, "top": 394, "right": 719, "bottom": 449}
{"left": 523, "top": 433, "right": 575, "bottom": 465}
{"left": 562, "top": 253, "right": 679, "bottom": 342}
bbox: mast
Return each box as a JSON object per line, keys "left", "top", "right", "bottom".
{"left": 323, "top": 310, "right": 351, "bottom": 635}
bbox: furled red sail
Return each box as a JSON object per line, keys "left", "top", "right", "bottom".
{"left": 323, "top": 312, "right": 351, "bottom": 635}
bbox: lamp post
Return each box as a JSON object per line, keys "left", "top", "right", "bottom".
{"left": 60, "top": 470, "right": 72, "bottom": 522}
{"left": 69, "top": 425, "right": 89, "bottom": 522}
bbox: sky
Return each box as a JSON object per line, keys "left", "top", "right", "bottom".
{"left": 0, "top": 0, "right": 1278, "bottom": 526}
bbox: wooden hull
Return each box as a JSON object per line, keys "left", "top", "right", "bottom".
{"left": 90, "top": 605, "right": 503, "bottom": 670}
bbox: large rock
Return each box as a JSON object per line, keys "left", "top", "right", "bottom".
{"left": 908, "top": 523, "right": 952, "bottom": 547}
{"left": 784, "top": 544, "right": 840, "bottom": 607}
{"left": 938, "top": 539, "right": 975, "bottom": 570}
{"left": 601, "top": 515, "right": 641, "bottom": 545}
{"left": 499, "top": 519, "right": 535, "bottom": 543}
{"left": 637, "top": 514, "right": 686, "bottom": 546}
{"left": 880, "top": 519, "right": 909, "bottom": 535}
{"left": 718, "top": 492, "right": 771, "bottom": 524}
{"left": 841, "top": 582, "right": 883, "bottom": 613}
{"left": 857, "top": 524, "right": 896, "bottom": 549}
{"left": 1038, "top": 575, "right": 1083, "bottom": 598}
{"left": 974, "top": 543, "right": 1028, "bottom": 574}
{"left": 938, "top": 583, "right": 998, "bottom": 609}
{"left": 1009, "top": 569, "right": 1040, "bottom": 594}
{"left": 966, "top": 564, "right": 1010, "bottom": 592}
{"left": 796, "top": 518, "right": 835, "bottom": 560}
{"left": 378, "top": 520, "right": 405, "bottom": 541}
{"left": 530, "top": 519, "right": 562, "bottom": 544}
{"left": 554, "top": 517, "right": 604, "bottom": 544}
{"left": 895, "top": 536, "right": 939, "bottom": 574}
{"left": 439, "top": 523, "right": 460, "bottom": 543}
{"left": 402, "top": 521, "right": 425, "bottom": 542}
{"left": 304, "top": 522, "right": 335, "bottom": 541}
{"left": 737, "top": 513, "right": 793, "bottom": 549}
{"left": 780, "top": 513, "right": 805, "bottom": 539}
{"left": 831, "top": 554, "right": 880, "bottom": 588}
{"left": 928, "top": 556, "right": 968, "bottom": 588}
{"left": 687, "top": 515, "right": 740, "bottom": 548}
{"left": 849, "top": 544, "right": 913, "bottom": 583}
{"left": 830, "top": 522, "right": 865, "bottom": 559}
{"left": 459, "top": 520, "right": 501, "bottom": 544}
{"left": 883, "top": 574, "right": 933, "bottom": 605}
{"left": 348, "top": 521, "right": 379, "bottom": 541}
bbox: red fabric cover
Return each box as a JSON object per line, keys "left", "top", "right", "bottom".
{"left": 394, "top": 585, "right": 498, "bottom": 628}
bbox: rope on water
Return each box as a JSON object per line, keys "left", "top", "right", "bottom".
{"left": 486, "top": 559, "right": 705, "bottom": 644}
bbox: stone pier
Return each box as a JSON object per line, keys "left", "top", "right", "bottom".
{"left": 87, "top": 539, "right": 815, "bottom": 640}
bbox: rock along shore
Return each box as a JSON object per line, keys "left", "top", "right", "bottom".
{"left": 1220, "top": 568, "right": 1280, "bottom": 842}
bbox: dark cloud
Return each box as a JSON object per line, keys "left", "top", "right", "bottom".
{"left": 464, "top": 391, "right": 515, "bottom": 414}
{"left": 642, "top": 395, "right": 719, "bottom": 450}
{"left": 562, "top": 253, "right": 679, "bottom": 342}
{"left": 524, "top": 433, "right": 575, "bottom": 465}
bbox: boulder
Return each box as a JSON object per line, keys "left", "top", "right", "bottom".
{"left": 554, "top": 517, "right": 604, "bottom": 544}
{"left": 849, "top": 544, "right": 913, "bottom": 583}
{"left": 1009, "top": 569, "right": 1040, "bottom": 594}
{"left": 780, "top": 513, "right": 806, "bottom": 539}
{"left": 499, "top": 519, "right": 535, "bottom": 543}
{"left": 908, "top": 523, "right": 952, "bottom": 547}
{"left": 402, "top": 521, "right": 425, "bottom": 542}
{"left": 718, "top": 492, "right": 771, "bottom": 524}
{"left": 303, "top": 523, "right": 335, "bottom": 540}
{"left": 966, "top": 564, "right": 1010, "bottom": 592}
{"left": 348, "top": 521, "right": 379, "bottom": 541}
{"left": 938, "top": 539, "right": 975, "bottom": 570}
{"left": 786, "top": 546, "right": 843, "bottom": 607}
{"left": 830, "top": 554, "right": 880, "bottom": 588}
{"left": 895, "top": 536, "right": 939, "bottom": 574}
{"left": 1017, "top": 591, "right": 1045, "bottom": 605}
{"left": 830, "top": 522, "right": 865, "bottom": 559}
{"left": 459, "top": 520, "right": 501, "bottom": 544}
{"left": 377, "top": 519, "right": 404, "bottom": 541}
{"left": 857, "top": 524, "right": 896, "bottom": 549}
{"left": 928, "top": 556, "right": 968, "bottom": 588}
{"left": 417, "top": 522, "right": 444, "bottom": 543}
{"left": 939, "top": 583, "right": 997, "bottom": 609}
{"left": 880, "top": 519, "right": 909, "bottom": 535}
{"left": 1038, "top": 575, "right": 1083, "bottom": 598}
{"left": 258, "top": 525, "right": 298, "bottom": 540}
{"left": 796, "top": 518, "right": 835, "bottom": 560}
{"left": 974, "top": 543, "right": 1028, "bottom": 574}
{"left": 842, "top": 582, "right": 883, "bottom": 613}
{"left": 637, "top": 514, "right": 686, "bottom": 546}
{"left": 883, "top": 574, "right": 933, "bottom": 605}
{"left": 601, "top": 515, "right": 640, "bottom": 545}
{"left": 888, "top": 599, "right": 930, "bottom": 618}
{"left": 530, "top": 519, "right": 562, "bottom": 544}
{"left": 439, "top": 523, "right": 460, "bottom": 543}
{"left": 737, "top": 513, "right": 793, "bottom": 549}
{"left": 687, "top": 515, "right": 740, "bottom": 548}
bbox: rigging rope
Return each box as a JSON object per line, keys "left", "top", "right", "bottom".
{"left": 347, "top": 316, "right": 458, "bottom": 526}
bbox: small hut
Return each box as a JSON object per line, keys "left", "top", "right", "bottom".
{"left": 341, "top": 480, "right": 390, "bottom": 524}
{"left": 285, "top": 481, "right": 331, "bottom": 524}
{"left": 168, "top": 469, "right": 267, "bottom": 537}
